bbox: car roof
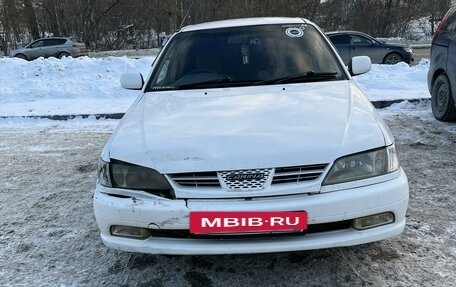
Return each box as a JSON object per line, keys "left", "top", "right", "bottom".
{"left": 181, "top": 17, "right": 308, "bottom": 32}
{"left": 326, "top": 31, "right": 369, "bottom": 35}
{"left": 34, "top": 37, "right": 72, "bottom": 41}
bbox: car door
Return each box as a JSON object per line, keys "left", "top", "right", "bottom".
{"left": 41, "top": 39, "right": 57, "bottom": 57}
{"left": 349, "top": 34, "right": 382, "bottom": 64}
{"left": 44, "top": 39, "right": 65, "bottom": 57}
{"left": 444, "top": 9, "right": 456, "bottom": 98}
{"left": 26, "top": 40, "right": 45, "bottom": 60}
{"left": 328, "top": 34, "right": 350, "bottom": 65}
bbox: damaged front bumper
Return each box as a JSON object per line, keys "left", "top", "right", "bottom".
{"left": 93, "top": 169, "right": 409, "bottom": 255}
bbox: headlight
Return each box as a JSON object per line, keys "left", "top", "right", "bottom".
{"left": 97, "top": 158, "right": 174, "bottom": 199}
{"left": 322, "top": 144, "right": 400, "bottom": 185}
{"left": 404, "top": 47, "right": 413, "bottom": 53}
{"left": 98, "top": 158, "right": 111, "bottom": 187}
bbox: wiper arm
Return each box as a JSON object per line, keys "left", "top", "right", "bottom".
{"left": 256, "top": 71, "right": 338, "bottom": 85}
{"left": 176, "top": 78, "right": 259, "bottom": 89}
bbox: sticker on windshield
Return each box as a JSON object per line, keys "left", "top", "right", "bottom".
{"left": 285, "top": 27, "right": 304, "bottom": 38}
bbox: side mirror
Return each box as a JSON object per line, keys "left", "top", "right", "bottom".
{"left": 120, "top": 72, "right": 144, "bottom": 90}
{"left": 349, "top": 56, "right": 371, "bottom": 76}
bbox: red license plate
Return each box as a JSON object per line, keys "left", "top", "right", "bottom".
{"left": 190, "top": 211, "right": 307, "bottom": 234}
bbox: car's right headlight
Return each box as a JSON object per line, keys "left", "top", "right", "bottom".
{"left": 97, "top": 158, "right": 174, "bottom": 199}
{"left": 322, "top": 143, "right": 400, "bottom": 185}
{"left": 97, "top": 158, "right": 111, "bottom": 187}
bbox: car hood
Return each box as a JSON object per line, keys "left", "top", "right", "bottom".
{"left": 11, "top": 47, "right": 26, "bottom": 54}
{"left": 107, "top": 81, "right": 389, "bottom": 173}
{"left": 381, "top": 42, "right": 408, "bottom": 49}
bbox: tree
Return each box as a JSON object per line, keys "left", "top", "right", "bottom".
{"left": 0, "top": 0, "right": 453, "bottom": 54}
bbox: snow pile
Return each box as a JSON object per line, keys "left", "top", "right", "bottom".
{"left": 0, "top": 56, "right": 154, "bottom": 116}
{"left": 378, "top": 100, "right": 433, "bottom": 118}
{"left": 354, "top": 59, "right": 430, "bottom": 101}
{"left": 0, "top": 55, "right": 430, "bottom": 117}
{"left": 0, "top": 115, "right": 120, "bottom": 130}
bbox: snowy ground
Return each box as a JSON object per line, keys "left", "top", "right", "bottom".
{"left": 0, "top": 56, "right": 430, "bottom": 118}
{"left": 2, "top": 56, "right": 455, "bottom": 286}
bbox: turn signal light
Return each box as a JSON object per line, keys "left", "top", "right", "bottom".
{"left": 110, "top": 225, "right": 151, "bottom": 240}
{"left": 352, "top": 212, "right": 395, "bottom": 230}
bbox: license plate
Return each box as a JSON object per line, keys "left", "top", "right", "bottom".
{"left": 190, "top": 211, "right": 307, "bottom": 234}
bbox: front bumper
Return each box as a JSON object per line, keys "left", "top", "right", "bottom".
{"left": 93, "top": 169, "right": 409, "bottom": 255}
{"left": 402, "top": 52, "right": 414, "bottom": 64}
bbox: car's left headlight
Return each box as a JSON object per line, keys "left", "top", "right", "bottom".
{"left": 97, "top": 158, "right": 174, "bottom": 199}
{"left": 322, "top": 143, "right": 400, "bottom": 185}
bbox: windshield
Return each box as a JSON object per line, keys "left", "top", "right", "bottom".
{"left": 147, "top": 24, "right": 346, "bottom": 91}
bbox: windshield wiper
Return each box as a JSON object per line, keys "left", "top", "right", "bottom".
{"left": 172, "top": 71, "right": 339, "bottom": 90}
{"left": 256, "top": 71, "right": 339, "bottom": 85}
{"left": 176, "top": 78, "right": 259, "bottom": 89}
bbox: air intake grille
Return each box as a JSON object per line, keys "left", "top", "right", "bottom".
{"left": 168, "top": 172, "right": 220, "bottom": 187}
{"left": 272, "top": 164, "right": 328, "bottom": 184}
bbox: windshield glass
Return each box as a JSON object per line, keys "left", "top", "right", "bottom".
{"left": 147, "top": 24, "right": 346, "bottom": 91}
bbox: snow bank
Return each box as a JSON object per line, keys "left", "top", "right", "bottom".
{"left": 0, "top": 116, "right": 120, "bottom": 130}
{"left": 0, "top": 55, "right": 430, "bottom": 117}
{"left": 354, "top": 59, "right": 430, "bottom": 101}
{"left": 0, "top": 56, "right": 154, "bottom": 116}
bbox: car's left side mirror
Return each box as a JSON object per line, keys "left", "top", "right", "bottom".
{"left": 120, "top": 72, "right": 144, "bottom": 90}
{"left": 349, "top": 56, "right": 371, "bottom": 76}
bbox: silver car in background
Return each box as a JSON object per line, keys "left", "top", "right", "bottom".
{"left": 11, "top": 37, "right": 87, "bottom": 60}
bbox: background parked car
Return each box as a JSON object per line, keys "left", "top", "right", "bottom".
{"left": 11, "top": 37, "right": 87, "bottom": 60}
{"left": 427, "top": 5, "right": 456, "bottom": 122}
{"left": 326, "top": 31, "right": 415, "bottom": 65}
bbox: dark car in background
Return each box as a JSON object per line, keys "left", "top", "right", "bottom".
{"left": 11, "top": 37, "right": 87, "bottom": 60}
{"left": 326, "top": 31, "right": 415, "bottom": 65}
{"left": 427, "top": 5, "right": 456, "bottom": 122}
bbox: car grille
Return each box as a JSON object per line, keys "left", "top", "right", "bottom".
{"left": 167, "top": 172, "right": 220, "bottom": 187}
{"left": 272, "top": 164, "right": 328, "bottom": 184}
{"left": 168, "top": 164, "right": 328, "bottom": 190}
{"left": 219, "top": 169, "right": 272, "bottom": 191}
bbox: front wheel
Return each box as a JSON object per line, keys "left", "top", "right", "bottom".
{"left": 431, "top": 74, "right": 456, "bottom": 122}
{"left": 382, "top": 52, "right": 402, "bottom": 65}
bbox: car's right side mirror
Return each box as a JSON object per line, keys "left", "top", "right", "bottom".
{"left": 120, "top": 72, "right": 144, "bottom": 90}
{"left": 349, "top": 56, "right": 371, "bottom": 76}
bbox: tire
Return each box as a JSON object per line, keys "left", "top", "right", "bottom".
{"left": 15, "top": 54, "right": 28, "bottom": 60}
{"left": 58, "top": 52, "right": 70, "bottom": 59}
{"left": 383, "top": 52, "right": 402, "bottom": 65}
{"left": 431, "top": 74, "right": 456, "bottom": 122}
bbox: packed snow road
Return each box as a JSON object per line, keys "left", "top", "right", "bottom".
{"left": 0, "top": 102, "right": 455, "bottom": 287}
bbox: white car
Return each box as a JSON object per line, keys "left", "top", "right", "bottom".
{"left": 94, "top": 17, "right": 409, "bottom": 255}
